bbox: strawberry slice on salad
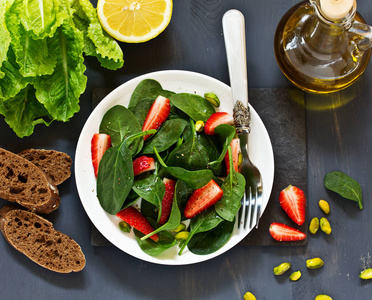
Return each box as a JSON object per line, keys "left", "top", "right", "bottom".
{"left": 159, "top": 178, "right": 176, "bottom": 225}
{"left": 133, "top": 156, "right": 156, "bottom": 176}
{"left": 224, "top": 138, "right": 241, "bottom": 174}
{"left": 91, "top": 133, "right": 111, "bottom": 177}
{"left": 204, "top": 112, "right": 234, "bottom": 135}
{"left": 184, "top": 179, "right": 224, "bottom": 219}
{"left": 279, "top": 185, "right": 306, "bottom": 226}
{"left": 142, "top": 95, "right": 171, "bottom": 140}
{"left": 269, "top": 222, "right": 306, "bottom": 241}
{"left": 116, "top": 206, "right": 159, "bottom": 242}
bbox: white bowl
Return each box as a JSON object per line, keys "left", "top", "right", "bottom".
{"left": 75, "top": 70, "right": 274, "bottom": 265}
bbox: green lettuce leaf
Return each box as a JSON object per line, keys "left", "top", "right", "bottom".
{"left": 0, "top": 85, "right": 52, "bottom": 137}
{"left": 0, "top": 0, "right": 13, "bottom": 79}
{"left": 71, "top": 0, "right": 124, "bottom": 70}
{"left": 34, "top": 20, "right": 87, "bottom": 121}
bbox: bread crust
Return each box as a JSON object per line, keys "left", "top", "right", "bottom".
{"left": 0, "top": 147, "right": 60, "bottom": 214}
{"left": 17, "top": 149, "right": 72, "bottom": 186}
{"left": 0, "top": 205, "right": 86, "bottom": 273}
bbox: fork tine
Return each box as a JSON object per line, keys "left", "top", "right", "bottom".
{"left": 238, "top": 192, "right": 245, "bottom": 228}
{"left": 255, "top": 190, "right": 262, "bottom": 229}
{"left": 245, "top": 186, "right": 253, "bottom": 229}
{"left": 250, "top": 187, "right": 258, "bottom": 229}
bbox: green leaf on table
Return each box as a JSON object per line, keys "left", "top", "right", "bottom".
{"left": 324, "top": 171, "right": 363, "bottom": 209}
{"left": 34, "top": 21, "right": 87, "bottom": 122}
{"left": 170, "top": 93, "right": 215, "bottom": 122}
{"left": 99, "top": 105, "right": 143, "bottom": 155}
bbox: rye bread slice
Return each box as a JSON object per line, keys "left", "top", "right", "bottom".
{"left": 0, "top": 205, "right": 85, "bottom": 273}
{"left": 17, "top": 149, "right": 72, "bottom": 186}
{"left": 0, "top": 147, "right": 60, "bottom": 214}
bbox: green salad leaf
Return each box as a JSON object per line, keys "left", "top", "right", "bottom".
{"left": 0, "top": 0, "right": 124, "bottom": 137}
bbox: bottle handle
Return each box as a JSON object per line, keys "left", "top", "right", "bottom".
{"left": 349, "top": 21, "right": 372, "bottom": 51}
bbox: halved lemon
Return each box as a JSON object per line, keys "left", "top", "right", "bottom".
{"left": 97, "top": 0, "right": 173, "bottom": 43}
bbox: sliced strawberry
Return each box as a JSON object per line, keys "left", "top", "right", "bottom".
{"left": 269, "top": 222, "right": 306, "bottom": 241}
{"left": 91, "top": 133, "right": 111, "bottom": 177}
{"left": 142, "top": 95, "right": 171, "bottom": 140}
{"left": 224, "top": 138, "right": 241, "bottom": 174}
{"left": 116, "top": 206, "right": 159, "bottom": 242}
{"left": 204, "top": 112, "right": 234, "bottom": 135}
{"left": 279, "top": 185, "right": 306, "bottom": 226}
{"left": 184, "top": 180, "right": 224, "bottom": 219}
{"left": 159, "top": 178, "right": 176, "bottom": 225}
{"left": 133, "top": 156, "right": 155, "bottom": 176}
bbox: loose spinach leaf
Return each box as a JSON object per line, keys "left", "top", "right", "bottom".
{"left": 99, "top": 105, "right": 143, "bottom": 155}
{"left": 179, "top": 208, "right": 225, "bottom": 255}
{"left": 134, "top": 219, "right": 177, "bottom": 256}
{"left": 141, "top": 181, "right": 182, "bottom": 240}
{"left": 170, "top": 93, "right": 215, "bottom": 122}
{"left": 128, "top": 79, "right": 162, "bottom": 109}
{"left": 167, "top": 120, "right": 209, "bottom": 170}
{"left": 188, "top": 219, "right": 235, "bottom": 255}
{"left": 215, "top": 147, "right": 246, "bottom": 221}
{"left": 154, "top": 147, "right": 214, "bottom": 190}
{"left": 141, "top": 119, "right": 188, "bottom": 154}
{"left": 324, "top": 171, "right": 363, "bottom": 209}
{"left": 132, "top": 174, "right": 165, "bottom": 217}
{"left": 96, "top": 141, "right": 134, "bottom": 215}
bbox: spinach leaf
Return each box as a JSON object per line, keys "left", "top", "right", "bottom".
{"left": 154, "top": 147, "right": 214, "bottom": 189}
{"left": 96, "top": 141, "right": 134, "bottom": 214}
{"left": 132, "top": 174, "right": 165, "bottom": 217}
{"left": 128, "top": 79, "right": 162, "bottom": 109}
{"left": 175, "top": 180, "right": 194, "bottom": 218}
{"left": 134, "top": 219, "right": 177, "bottom": 256}
{"left": 99, "top": 105, "right": 143, "bottom": 155}
{"left": 208, "top": 124, "right": 236, "bottom": 173}
{"left": 324, "top": 171, "right": 363, "bottom": 209}
{"left": 170, "top": 93, "right": 215, "bottom": 122}
{"left": 142, "top": 88, "right": 175, "bottom": 99}
{"left": 141, "top": 119, "right": 188, "bottom": 154}
{"left": 167, "top": 120, "right": 209, "bottom": 170}
{"left": 141, "top": 181, "right": 182, "bottom": 240}
{"left": 188, "top": 219, "right": 235, "bottom": 255}
{"left": 130, "top": 98, "right": 154, "bottom": 126}
{"left": 215, "top": 147, "right": 246, "bottom": 221}
{"left": 178, "top": 208, "right": 225, "bottom": 255}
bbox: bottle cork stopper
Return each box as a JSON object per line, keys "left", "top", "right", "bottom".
{"left": 319, "top": 0, "right": 356, "bottom": 20}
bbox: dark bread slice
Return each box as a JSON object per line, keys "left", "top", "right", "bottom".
{"left": 17, "top": 149, "right": 72, "bottom": 186}
{"left": 0, "top": 147, "right": 60, "bottom": 214}
{"left": 0, "top": 205, "right": 86, "bottom": 273}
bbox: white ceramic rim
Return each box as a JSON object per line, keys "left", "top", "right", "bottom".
{"left": 75, "top": 70, "right": 274, "bottom": 265}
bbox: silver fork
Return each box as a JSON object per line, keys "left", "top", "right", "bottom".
{"left": 222, "top": 9, "right": 263, "bottom": 230}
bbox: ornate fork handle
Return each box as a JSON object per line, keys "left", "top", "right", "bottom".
{"left": 233, "top": 100, "right": 251, "bottom": 134}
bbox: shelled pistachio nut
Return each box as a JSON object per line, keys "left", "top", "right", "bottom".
{"left": 204, "top": 93, "right": 220, "bottom": 107}
{"left": 359, "top": 268, "right": 372, "bottom": 280}
{"left": 175, "top": 231, "right": 190, "bottom": 241}
{"left": 309, "top": 217, "right": 320, "bottom": 234}
{"left": 243, "top": 292, "right": 257, "bottom": 300}
{"left": 319, "top": 199, "right": 330, "bottom": 214}
{"left": 119, "top": 221, "right": 131, "bottom": 233}
{"left": 195, "top": 120, "right": 205, "bottom": 132}
{"left": 306, "top": 258, "right": 324, "bottom": 269}
{"left": 320, "top": 217, "right": 332, "bottom": 234}
{"left": 273, "top": 262, "right": 291, "bottom": 275}
{"left": 289, "top": 271, "right": 302, "bottom": 281}
{"left": 315, "top": 295, "right": 332, "bottom": 300}
{"left": 171, "top": 223, "right": 186, "bottom": 233}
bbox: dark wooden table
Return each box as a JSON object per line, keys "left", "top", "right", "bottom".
{"left": 1, "top": 0, "right": 371, "bottom": 299}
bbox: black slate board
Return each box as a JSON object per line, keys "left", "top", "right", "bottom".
{"left": 90, "top": 88, "right": 307, "bottom": 247}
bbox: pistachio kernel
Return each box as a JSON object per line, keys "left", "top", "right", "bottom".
{"left": 320, "top": 217, "right": 332, "bottom": 234}
{"left": 243, "top": 292, "right": 257, "bottom": 300}
{"left": 306, "top": 257, "right": 324, "bottom": 269}
{"left": 195, "top": 120, "right": 205, "bottom": 132}
{"left": 359, "top": 268, "right": 372, "bottom": 280}
{"left": 309, "top": 217, "right": 320, "bottom": 234}
{"left": 315, "top": 295, "right": 332, "bottom": 300}
{"left": 289, "top": 271, "right": 302, "bottom": 281}
{"left": 171, "top": 223, "right": 186, "bottom": 233}
{"left": 319, "top": 199, "right": 330, "bottom": 214}
{"left": 204, "top": 93, "right": 221, "bottom": 107}
{"left": 175, "top": 231, "right": 190, "bottom": 241}
{"left": 118, "top": 221, "right": 131, "bottom": 233}
{"left": 273, "top": 262, "right": 291, "bottom": 275}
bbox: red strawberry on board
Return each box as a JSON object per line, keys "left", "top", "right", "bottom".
{"left": 91, "top": 133, "right": 111, "bottom": 177}
{"left": 142, "top": 95, "right": 171, "bottom": 140}
{"left": 279, "top": 185, "right": 306, "bottom": 226}
{"left": 159, "top": 178, "right": 177, "bottom": 225}
{"left": 184, "top": 179, "right": 224, "bottom": 219}
{"left": 224, "top": 138, "right": 241, "bottom": 174}
{"left": 133, "top": 156, "right": 155, "bottom": 176}
{"left": 269, "top": 222, "right": 306, "bottom": 242}
{"left": 116, "top": 206, "right": 159, "bottom": 242}
{"left": 204, "top": 112, "right": 234, "bottom": 135}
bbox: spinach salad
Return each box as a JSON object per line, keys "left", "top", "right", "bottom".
{"left": 95, "top": 79, "right": 246, "bottom": 257}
